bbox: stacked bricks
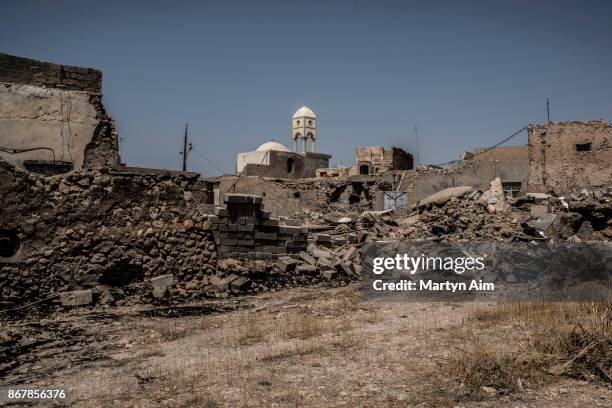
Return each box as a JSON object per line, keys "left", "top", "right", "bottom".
{"left": 209, "top": 194, "right": 308, "bottom": 259}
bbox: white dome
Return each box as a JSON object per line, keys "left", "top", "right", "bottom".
{"left": 256, "top": 140, "right": 289, "bottom": 152}
{"left": 293, "top": 105, "right": 316, "bottom": 119}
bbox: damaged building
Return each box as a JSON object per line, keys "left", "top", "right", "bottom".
{"left": 528, "top": 120, "right": 612, "bottom": 194}
{"left": 0, "top": 53, "right": 120, "bottom": 175}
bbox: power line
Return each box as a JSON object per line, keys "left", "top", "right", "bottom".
{"left": 432, "top": 125, "right": 528, "bottom": 167}
{"left": 191, "top": 146, "right": 228, "bottom": 175}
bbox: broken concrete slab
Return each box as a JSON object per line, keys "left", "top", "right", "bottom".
{"left": 418, "top": 186, "right": 473, "bottom": 207}
{"left": 532, "top": 213, "right": 558, "bottom": 232}
{"left": 530, "top": 204, "right": 550, "bottom": 218}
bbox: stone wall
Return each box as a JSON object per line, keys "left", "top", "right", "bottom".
{"left": 0, "top": 161, "right": 216, "bottom": 306}
{"left": 0, "top": 53, "right": 101, "bottom": 93}
{"left": 0, "top": 54, "right": 119, "bottom": 171}
{"left": 528, "top": 120, "right": 612, "bottom": 193}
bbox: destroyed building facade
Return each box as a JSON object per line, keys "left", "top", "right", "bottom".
{"left": 354, "top": 146, "right": 413, "bottom": 175}
{"left": 0, "top": 53, "right": 120, "bottom": 174}
{"left": 528, "top": 120, "right": 612, "bottom": 194}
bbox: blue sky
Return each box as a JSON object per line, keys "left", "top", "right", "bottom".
{"left": 2, "top": 0, "right": 611, "bottom": 174}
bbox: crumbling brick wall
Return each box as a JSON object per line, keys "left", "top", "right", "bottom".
{"left": 0, "top": 53, "right": 101, "bottom": 93}
{"left": 528, "top": 120, "right": 612, "bottom": 193}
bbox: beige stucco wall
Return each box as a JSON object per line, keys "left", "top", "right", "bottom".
{"left": 0, "top": 82, "right": 99, "bottom": 169}
{"left": 236, "top": 150, "right": 269, "bottom": 173}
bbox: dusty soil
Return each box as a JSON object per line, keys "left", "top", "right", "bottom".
{"left": 2, "top": 285, "right": 610, "bottom": 407}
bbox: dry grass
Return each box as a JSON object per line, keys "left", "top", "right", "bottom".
{"left": 444, "top": 301, "right": 612, "bottom": 398}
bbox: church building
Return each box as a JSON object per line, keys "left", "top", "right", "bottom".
{"left": 236, "top": 106, "right": 331, "bottom": 179}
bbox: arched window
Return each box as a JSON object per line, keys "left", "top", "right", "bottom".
{"left": 287, "top": 157, "right": 295, "bottom": 173}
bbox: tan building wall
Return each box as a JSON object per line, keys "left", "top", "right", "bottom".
{"left": 0, "top": 53, "right": 119, "bottom": 173}
{"left": 471, "top": 146, "right": 528, "bottom": 162}
{"left": 0, "top": 83, "right": 100, "bottom": 169}
{"left": 527, "top": 120, "right": 612, "bottom": 193}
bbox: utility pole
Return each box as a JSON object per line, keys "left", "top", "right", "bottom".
{"left": 546, "top": 98, "right": 550, "bottom": 123}
{"left": 414, "top": 125, "right": 420, "bottom": 166}
{"left": 180, "top": 123, "right": 192, "bottom": 172}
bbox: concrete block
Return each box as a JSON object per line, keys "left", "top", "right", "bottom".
{"left": 296, "top": 264, "right": 317, "bottom": 274}
{"left": 258, "top": 218, "right": 279, "bottom": 227}
{"left": 214, "top": 207, "right": 229, "bottom": 216}
{"left": 277, "top": 256, "right": 298, "bottom": 272}
{"left": 60, "top": 289, "right": 92, "bottom": 307}
{"left": 255, "top": 231, "right": 277, "bottom": 240}
{"left": 236, "top": 223, "right": 255, "bottom": 232}
{"left": 342, "top": 246, "right": 360, "bottom": 262}
{"left": 313, "top": 233, "right": 331, "bottom": 242}
{"left": 230, "top": 276, "right": 251, "bottom": 290}
{"left": 322, "top": 270, "right": 337, "bottom": 280}
{"left": 298, "top": 251, "right": 317, "bottom": 265}
{"left": 312, "top": 248, "right": 333, "bottom": 259}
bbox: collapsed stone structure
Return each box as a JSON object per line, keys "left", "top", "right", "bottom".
{"left": 0, "top": 53, "right": 120, "bottom": 174}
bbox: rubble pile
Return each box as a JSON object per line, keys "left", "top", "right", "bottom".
{"left": 268, "top": 177, "right": 384, "bottom": 220}
{"left": 0, "top": 163, "right": 361, "bottom": 312}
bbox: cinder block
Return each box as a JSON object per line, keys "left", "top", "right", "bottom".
{"left": 258, "top": 218, "right": 279, "bottom": 227}
{"left": 298, "top": 251, "right": 317, "bottom": 265}
{"left": 279, "top": 225, "right": 302, "bottom": 234}
{"left": 296, "top": 264, "right": 317, "bottom": 274}
{"left": 277, "top": 256, "right": 298, "bottom": 272}
{"left": 255, "top": 231, "right": 277, "bottom": 240}
{"left": 214, "top": 207, "right": 229, "bottom": 217}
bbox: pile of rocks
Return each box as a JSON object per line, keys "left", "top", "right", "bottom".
{"left": 277, "top": 243, "right": 362, "bottom": 284}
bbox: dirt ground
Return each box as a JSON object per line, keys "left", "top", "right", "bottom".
{"left": 2, "top": 285, "right": 611, "bottom": 407}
